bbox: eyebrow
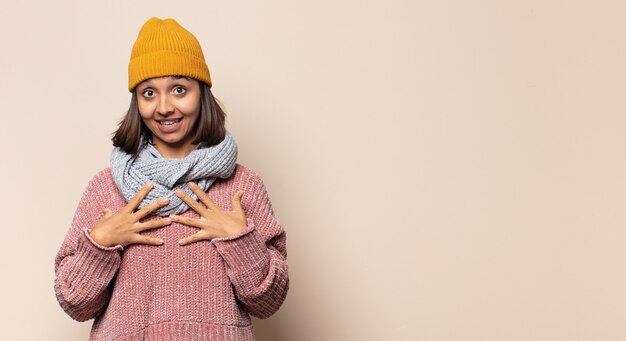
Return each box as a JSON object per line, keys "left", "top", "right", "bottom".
{"left": 139, "top": 76, "right": 191, "bottom": 88}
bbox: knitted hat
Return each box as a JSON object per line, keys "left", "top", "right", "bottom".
{"left": 128, "top": 17, "right": 212, "bottom": 92}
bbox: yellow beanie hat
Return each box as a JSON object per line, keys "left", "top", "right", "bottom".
{"left": 128, "top": 17, "right": 212, "bottom": 92}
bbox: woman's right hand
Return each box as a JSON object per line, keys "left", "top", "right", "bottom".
{"left": 89, "top": 182, "right": 172, "bottom": 248}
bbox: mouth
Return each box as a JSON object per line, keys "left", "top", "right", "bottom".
{"left": 156, "top": 117, "right": 184, "bottom": 133}
{"left": 157, "top": 118, "right": 183, "bottom": 126}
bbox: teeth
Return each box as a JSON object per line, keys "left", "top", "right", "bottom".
{"left": 160, "top": 119, "right": 180, "bottom": 126}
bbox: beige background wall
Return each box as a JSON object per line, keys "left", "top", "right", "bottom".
{"left": 1, "top": 0, "right": 625, "bottom": 340}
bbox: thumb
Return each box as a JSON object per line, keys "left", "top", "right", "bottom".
{"left": 232, "top": 191, "right": 244, "bottom": 211}
{"left": 102, "top": 208, "right": 113, "bottom": 218}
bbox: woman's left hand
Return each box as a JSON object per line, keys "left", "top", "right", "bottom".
{"left": 171, "top": 181, "right": 248, "bottom": 245}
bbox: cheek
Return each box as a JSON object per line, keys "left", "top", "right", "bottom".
{"left": 137, "top": 101, "right": 153, "bottom": 119}
{"left": 177, "top": 96, "right": 201, "bottom": 116}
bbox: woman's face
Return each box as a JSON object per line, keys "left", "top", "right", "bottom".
{"left": 136, "top": 76, "right": 202, "bottom": 158}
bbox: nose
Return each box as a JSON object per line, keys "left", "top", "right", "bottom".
{"left": 157, "top": 94, "right": 174, "bottom": 116}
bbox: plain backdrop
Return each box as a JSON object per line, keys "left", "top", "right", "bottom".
{"left": 1, "top": 0, "right": 625, "bottom": 340}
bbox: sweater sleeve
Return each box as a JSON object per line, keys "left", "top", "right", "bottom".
{"left": 54, "top": 171, "right": 123, "bottom": 322}
{"left": 211, "top": 170, "right": 289, "bottom": 319}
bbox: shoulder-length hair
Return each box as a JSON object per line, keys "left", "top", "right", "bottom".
{"left": 111, "top": 78, "right": 226, "bottom": 155}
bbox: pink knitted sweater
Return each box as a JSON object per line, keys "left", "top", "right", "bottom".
{"left": 54, "top": 164, "right": 289, "bottom": 340}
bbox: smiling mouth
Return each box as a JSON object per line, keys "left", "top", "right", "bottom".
{"left": 157, "top": 118, "right": 183, "bottom": 126}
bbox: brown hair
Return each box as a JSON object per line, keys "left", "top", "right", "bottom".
{"left": 111, "top": 78, "right": 226, "bottom": 155}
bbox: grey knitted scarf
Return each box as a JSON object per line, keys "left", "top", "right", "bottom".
{"left": 110, "top": 130, "right": 238, "bottom": 216}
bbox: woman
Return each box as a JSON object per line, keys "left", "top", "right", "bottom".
{"left": 54, "top": 17, "right": 289, "bottom": 340}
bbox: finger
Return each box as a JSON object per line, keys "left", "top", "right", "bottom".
{"left": 175, "top": 188, "right": 209, "bottom": 214}
{"left": 169, "top": 214, "right": 206, "bottom": 229}
{"left": 187, "top": 182, "right": 218, "bottom": 210}
{"left": 178, "top": 231, "right": 210, "bottom": 246}
{"left": 123, "top": 182, "right": 154, "bottom": 214}
{"left": 232, "top": 191, "right": 244, "bottom": 212}
{"left": 132, "top": 234, "right": 164, "bottom": 246}
{"left": 102, "top": 208, "right": 113, "bottom": 218}
{"left": 135, "top": 217, "right": 172, "bottom": 232}
{"left": 133, "top": 197, "right": 170, "bottom": 221}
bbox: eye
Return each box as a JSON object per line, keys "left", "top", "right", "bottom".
{"left": 174, "top": 86, "right": 186, "bottom": 95}
{"left": 142, "top": 89, "right": 154, "bottom": 98}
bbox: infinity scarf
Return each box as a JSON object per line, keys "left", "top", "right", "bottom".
{"left": 110, "top": 130, "right": 238, "bottom": 216}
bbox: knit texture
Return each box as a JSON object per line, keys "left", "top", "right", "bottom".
{"left": 54, "top": 164, "right": 289, "bottom": 340}
{"left": 110, "top": 130, "right": 238, "bottom": 216}
{"left": 128, "top": 17, "right": 212, "bottom": 91}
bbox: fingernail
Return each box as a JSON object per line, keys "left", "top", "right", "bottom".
{"left": 165, "top": 218, "right": 172, "bottom": 223}
{"left": 160, "top": 198, "right": 169, "bottom": 204}
{"left": 158, "top": 239, "right": 164, "bottom": 244}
